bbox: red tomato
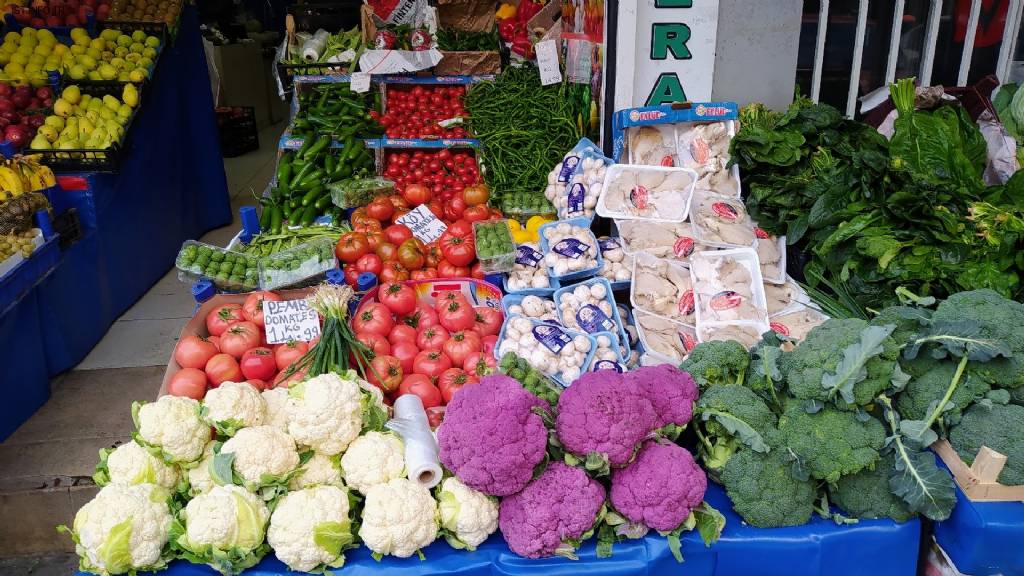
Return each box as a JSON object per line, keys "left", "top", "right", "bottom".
{"left": 206, "top": 304, "right": 244, "bottom": 337}
{"left": 205, "top": 353, "right": 242, "bottom": 387}
{"left": 438, "top": 298, "right": 476, "bottom": 332}
{"left": 245, "top": 379, "right": 268, "bottom": 391}
{"left": 426, "top": 406, "right": 445, "bottom": 428}
{"left": 417, "top": 325, "right": 449, "bottom": 350}
{"left": 274, "top": 341, "right": 309, "bottom": 370}
{"left": 410, "top": 267, "right": 437, "bottom": 280}
{"left": 357, "top": 331, "right": 392, "bottom": 359}
{"left": 427, "top": 200, "right": 444, "bottom": 219}
{"left": 367, "top": 355, "right": 403, "bottom": 393}
{"left": 219, "top": 321, "right": 261, "bottom": 360}
{"left": 274, "top": 366, "right": 307, "bottom": 388}
{"left": 355, "top": 253, "right": 383, "bottom": 276}
{"left": 208, "top": 336, "right": 221, "bottom": 351}
{"left": 353, "top": 303, "right": 395, "bottom": 335}
{"left": 442, "top": 330, "right": 482, "bottom": 366}
{"left": 384, "top": 224, "right": 414, "bottom": 246}
{"left": 388, "top": 323, "right": 418, "bottom": 346}
{"left": 380, "top": 260, "right": 410, "bottom": 283}
{"left": 463, "top": 205, "right": 490, "bottom": 222}
{"left": 365, "top": 231, "right": 386, "bottom": 251}
{"left": 401, "top": 183, "right": 431, "bottom": 205}
{"left": 447, "top": 219, "right": 473, "bottom": 236}
{"left": 406, "top": 379, "right": 442, "bottom": 408}
{"left": 344, "top": 266, "right": 361, "bottom": 287}
{"left": 375, "top": 242, "right": 398, "bottom": 262}
{"left": 389, "top": 195, "right": 410, "bottom": 210}
{"left": 440, "top": 225, "right": 475, "bottom": 266}
{"left": 413, "top": 349, "right": 453, "bottom": 380}
{"left": 175, "top": 335, "right": 219, "bottom": 370}
{"left": 444, "top": 196, "right": 467, "bottom": 221}
{"left": 240, "top": 347, "right": 276, "bottom": 381}
{"left": 424, "top": 242, "right": 443, "bottom": 267}
{"left": 438, "top": 368, "right": 472, "bottom": 403}
{"left": 379, "top": 282, "right": 417, "bottom": 316}
{"left": 434, "top": 290, "right": 468, "bottom": 310}
{"left": 401, "top": 304, "right": 439, "bottom": 330}
{"left": 366, "top": 196, "right": 395, "bottom": 221}
{"left": 437, "top": 260, "right": 470, "bottom": 278}
{"left": 472, "top": 306, "right": 503, "bottom": 337}
{"left": 335, "top": 232, "right": 371, "bottom": 263}
{"left": 168, "top": 368, "right": 208, "bottom": 399}
{"left": 398, "top": 373, "right": 433, "bottom": 396}
{"left": 397, "top": 239, "right": 425, "bottom": 271}
{"left": 463, "top": 184, "right": 489, "bottom": 206}
{"left": 464, "top": 352, "right": 497, "bottom": 379}
{"left": 481, "top": 334, "right": 498, "bottom": 357}
{"left": 470, "top": 262, "right": 485, "bottom": 280}
{"left": 391, "top": 341, "right": 419, "bottom": 374}
{"left": 242, "top": 291, "right": 281, "bottom": 328}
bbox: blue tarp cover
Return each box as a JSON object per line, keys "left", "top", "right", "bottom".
{"left": 934, "top": 484, "right": 1024, "bottom": 575}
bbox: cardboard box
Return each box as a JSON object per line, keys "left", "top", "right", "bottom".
{"left": 435, "top": 50, "right": 501, "bottom": 75}
{"left": 437, "top": 0, "right": 494, "bottom": 32}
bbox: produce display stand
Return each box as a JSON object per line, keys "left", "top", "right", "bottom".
{"left": 82, "top": 483, "right": 918, "bottom": 576}
{"left": 0, "top": 4, "right": 230, "bottom": 440}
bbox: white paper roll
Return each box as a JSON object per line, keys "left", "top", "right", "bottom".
{"left": 301, "top": 29, "right": 331, "bottom": 62}
{"left": 386, "top": 395, "right": 442, "bottom": 489}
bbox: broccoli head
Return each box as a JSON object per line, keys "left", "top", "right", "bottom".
{"left": 870, "top": 305, "right": 931, "bottom": 345}
{"left": 777, "top": 404, "right": 886, "bottom": 484}
{"left": 931, "top": 290, "right": 1024, "bottom": 388}
{"left": 695, "top": 385, "right": 778, "bottom": 472}
{"left": 828, "top": 453, "right": 915, "bottom": 523}
{"left": 949, "top": 403, "right": 1024, "bottom": 485}
{"left": 895, "top": 362, "right": 990, "bottom": 428}
{"left": 609, "top": 440, "right": 706, "bottom": 532}
{"left": 779, "top": 318, "right": 901, "bottom": 409}
{"left": 720, "top": 449, "right": 816, "bottom": 528}
{"left": 679, "top": 340, "right": 750, "bottom": 390}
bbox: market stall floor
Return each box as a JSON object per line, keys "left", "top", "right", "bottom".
{"left": 0, "top": 120, "right": 286, "bottom": 567}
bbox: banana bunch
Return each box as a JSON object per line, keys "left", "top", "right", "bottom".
{"left": 0, "top": 157, "right": 56, "bottom": 201}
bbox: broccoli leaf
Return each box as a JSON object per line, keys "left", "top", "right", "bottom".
{"left": 904, "top": 321, "right": 1013, "bottom": 362}
{"left": 890, "top": 364, "right": 911, "bottom": 392}
{"left": 699, "top": 409, "right": 770, "bottom": 453}
{"left": 899, "top": 355, "right": 969, "bottom": 442}
{"left": 879, "top": 396, "right": 956, "bottom": 521}
{"left": 822, "top": 324, "right": 895, "bottom": 404}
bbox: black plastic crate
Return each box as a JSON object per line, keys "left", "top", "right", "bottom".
{"left": 217, "top": 106, "right": 260, "bottom": 157}
{"left": 52, "top": 208, "right": 81, "bottom": 249}
{"left": 287, "top": 2, "right": 363, "bottom": 32}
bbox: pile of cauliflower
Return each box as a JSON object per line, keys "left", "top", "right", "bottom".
{"left": 66, "top": 371, "right": 502, "bottom": 576}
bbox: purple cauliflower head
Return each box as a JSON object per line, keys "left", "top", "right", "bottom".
{"left": 438, "top": 375, "right": 549, "bottom": 496}
{"left": 498, "top": 462, "right": 606, "bottom": 559}
{"left": 610, "top": 440, "right": 707, "bottom": 532}
{"left": 623, "top": 364, "right": 698, "bottom": 428}
{"left": 555, "top": 371, "right": 658, "bottom": 467}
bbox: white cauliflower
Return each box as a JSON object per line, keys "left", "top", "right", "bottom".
{"left": 436, "top": 477, "right": 498, "bottom": 550}
{"left": 219, "top": 426, "right": 300, "bottom": 489}
{"left": 65, "top": 483, "right": 173, "bottom": 575}
{"left": 261, "top": 387, "right": 290, "bottom": 431}
{"left": 339, "top": 431, "right": 405, "bottom": 495}
{"left": 134, "top": 396, "right": 211, "bottom": 464}
{"left": 290, "top": 453, "right": 343, "bottom": 490}
{"left": 187, "top": 442, "right": 217, "bottom": 497}
{"left": 176, "top": 484, "right": 270, "bottom": 575}
{"left": 94, "top": 441, "right": 180, "bottom": 490}
{"left": 267, "top": 485, "right": 353, "bottom": 572}
{"left": 286, "top": 373, "right": 364, "bottom": 456}
{"left": 202, "top": 382, "right": 266, "bottom": 435}
{"left": 358, "top": 478, "right": 438, "bottom": 558}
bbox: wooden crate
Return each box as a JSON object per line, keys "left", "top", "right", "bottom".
{"left": 933, "top": 439, "right": 1024, "bottom": 502}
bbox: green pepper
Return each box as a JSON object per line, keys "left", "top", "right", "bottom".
{"left": 300, "top": 205, "right": 318, "bottom": 226}
{"left": 314, "top": 193, "right": 333, "bottom": 210}
{"left": 259, "top": 205, "right": 273, "bottom": 231}
{"left": 301, "top": 185, "right": 325, "bottom": 207}
{"left": 302, "top": 135, "right": 331, "bottom": 160}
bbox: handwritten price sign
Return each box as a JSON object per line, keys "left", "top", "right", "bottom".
{"left": 263, "top": 299, "right": 321, "bottom": 344}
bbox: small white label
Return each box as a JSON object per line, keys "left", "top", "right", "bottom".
{"left": 395, "top": 204, "right": 448, "bottom": 243}
{"left": 264, "top": 299, "right": 321, "bottom": 344}
{"left": 535, "top": 40, "right": 562, "bottom": 86}
{"left": 351, "top": 72, "right": 371, "bottom": 93}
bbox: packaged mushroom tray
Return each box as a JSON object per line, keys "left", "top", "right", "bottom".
{"left": 545, "top": 138, "right": 605, "bottom": 221}
{"left": 504, "top": 243, "right": 561, "bottom": 295}
{"left": 502, "top": 294, "right": 561, "bottom": 325}
{"left": 596, "top": 236, "right": 633, "bottom": 289}
{"left": 689, "top": 190, "right": 758, "bottom": 248}
{"left": 764, "top": 278, "right": 818, "bottom": 317}
{"left": 689, "top": 248, "right": 771, "bottom": 348}
{"left": 495, "top": 316, "right": 597, "bottom": 386}
{"left": 596, "top": 165, "right": 697, "bottom": 222}
{"left": 553, "top": 277, "right": 630, "bottom": 357}
{"left": 538, "top": 218, "right": 603, "bottom": 282}
{"left": 589, "top": 331, "right": 630, "bottom": 373}
{"left": 755, "top": 231, "right": 786, "bottom": 285}
{"left": 624, "top": 118, "right": 740, "bottom": 197}
{"left": 769, "top": 305, "right": 829, "bottom": 343}
{"left": 630, "top": 252, "right": 696, "bottom": 326}
{"left": 614, "top": 219, "right": 711, "bottom": 264}
{"left": 634, "top": 310, "right": 698, "bottom": 365}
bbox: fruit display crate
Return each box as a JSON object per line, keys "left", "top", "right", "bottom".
{"left": 67, "top": 23, "right": 166, "bottom": 93}
{"left": 0, "top": 232, "right": 59, "bottom": 316}
{"left": 2, "top": 12, "right": 99, "bottom": 38}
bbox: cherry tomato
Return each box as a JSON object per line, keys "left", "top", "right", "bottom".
{"left": 353, "top": 303, "right": 395, "bottom": 336}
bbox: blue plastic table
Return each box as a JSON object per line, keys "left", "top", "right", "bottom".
{"left": 98, "top": 483, "right": 919, "bottom": 576}
{"left": 934, "top": 484, "right": 1024, "bottom": 575}
{"left": 0, "top": 5, "right": 231, "bottom": 440}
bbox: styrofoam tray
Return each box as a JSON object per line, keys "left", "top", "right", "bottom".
{"left": 689, "top": 190, "right": 758, "bottom": 249}
{"left": 696, "top": 320, "right": 770, "bottom": 349}
{"left": 630, "top": 251, "right": 696, "bottom": 326}
{"left": 614, "top": 218, "right": 711, "bottom": 263}
{"left": 690, "top": 248, "right": 770, "bottom": 328}
{"left": 676, "top": 120, "right": 741, "bottom": 198}
{"left": 765, "top": 276, "right": 819, "bottom": 317}
{"left": 756, "top": 233, "right": 787, "bottom": 285}
{"left": 768, "top": 304, "right": 829, "bottom": 343}
{"left": 596, "top": 164, "right": 698, "bottom": 223}
{"left": 634, "top": 310, "right": 698, "bottom": 363}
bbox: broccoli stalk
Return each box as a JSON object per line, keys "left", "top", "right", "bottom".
{"left": 901, "top": 355, "right": 969, "bottom": 441}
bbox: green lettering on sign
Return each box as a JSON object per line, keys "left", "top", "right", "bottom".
{"left": 650, "top": 23, "right": 692, "bottom": 60}
{"left": 655, "top": 0, "right": 693, "bottom": 6}
{"left": 646, "top": 74, "right": 688, "bottom": 106}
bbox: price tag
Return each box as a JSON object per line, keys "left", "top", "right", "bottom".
{"left": 396, "top": 204, "right": 448, "bottom": 243}
{"left": 263, "top": 299, "right": 321, "bottom": 344}
{"left": 535, "top": 40, "right": 562, "bottom": 86}
{"left": 351, "top": 72, "right": 372, "bottom": 93}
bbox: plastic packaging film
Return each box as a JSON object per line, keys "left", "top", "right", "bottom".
{"left": 301, "top": 29, "right": 331, "bottom": 62}
{"left": 386, "top": 394, "right": 443, "bottom": 489}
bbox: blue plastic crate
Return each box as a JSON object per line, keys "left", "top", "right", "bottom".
{"left": 501, "top": 269, "right": 560, "bottom": 297}
{"left": 0, "top": 233, "right": 60, "bottom": 316}
{"left": 494, "top": 315, "right": 596, "bottom": 387}
{"left": 553, "top": 277, "right": 630, "bottom": 357}
{"left": 537, "top": 217, "right": 603, "bottom": 283}
{"left": 588, "top": 330, "right": 628, "bottom": 372}
{"left": 500, "top": 293, "right": 561, "bottom": 325}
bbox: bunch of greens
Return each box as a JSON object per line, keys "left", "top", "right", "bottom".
{"left": 436, "top": 27, "right": 499, "bottom": 51}
{"left": 732, "top": 79, "right": 1024, "bottom": 310}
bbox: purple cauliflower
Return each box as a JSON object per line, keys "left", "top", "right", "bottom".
{"left": 498, "top": 462, "right": 606, "bottom": 559}
{"left": 610, "top": 440, "right": 707, "bottom": 532}
{"left": 438, "top": 375, "right": 549, "bottom": 496}
{"left": 623, "top": 364, "right": 698, "bottom": 428}
{"left": 555, "top": 371, "right": 658, "bottom": 468}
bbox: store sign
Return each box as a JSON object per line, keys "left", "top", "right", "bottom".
{"left": 395, "top": 204, "right": 448, "bottom": 243}
{"left": 616, "top": 0, "right": 719, "bottom": 108}
{"left": 264, "top": 299, "right": 321, "bottom": 344}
